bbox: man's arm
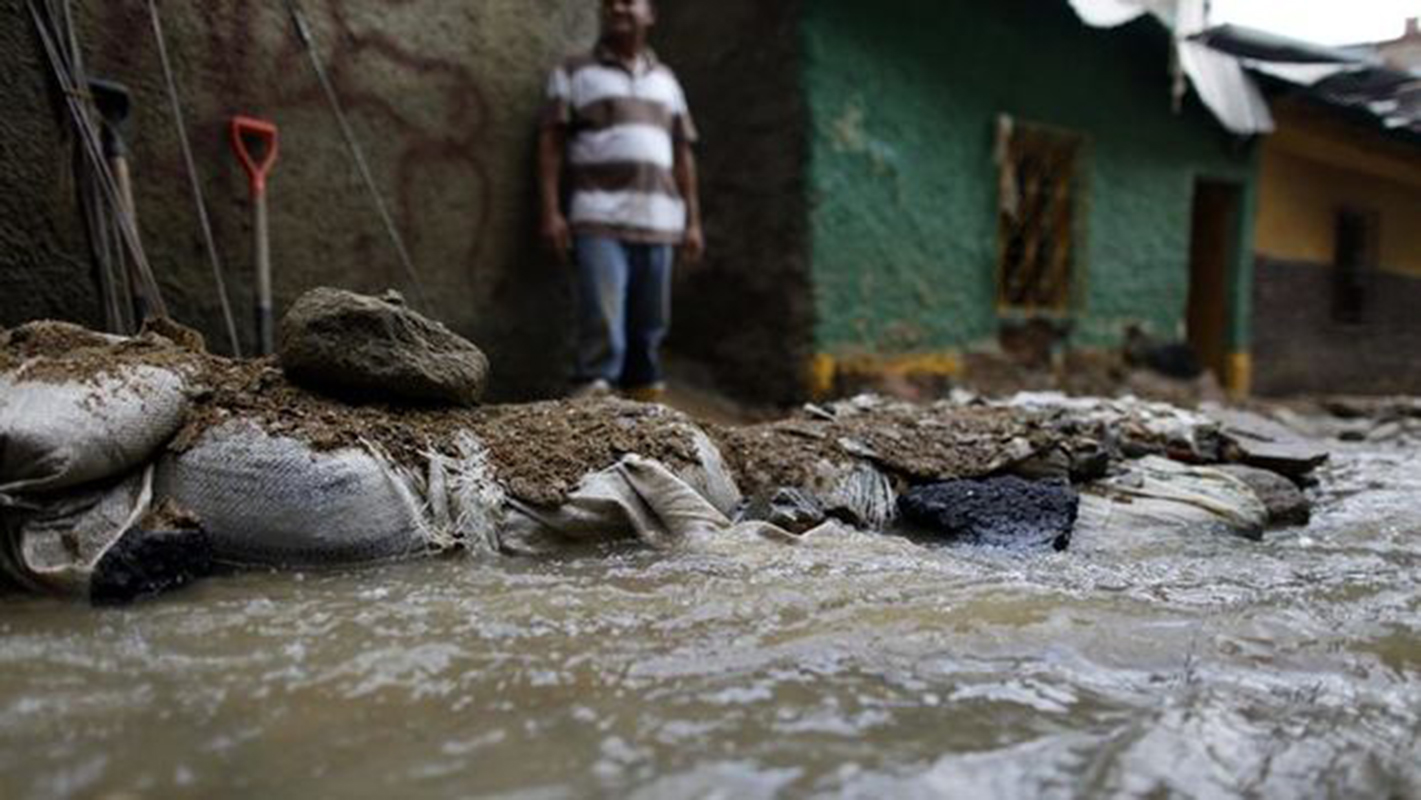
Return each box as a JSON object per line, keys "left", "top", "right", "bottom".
{"left": 674, "top": 140, "right": 704, "bottom": 264}
{"left": 539, "top": 125, "right": 572, "bottom": 263}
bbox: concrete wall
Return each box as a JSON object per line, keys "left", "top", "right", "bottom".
{"left": 801, "top": 0, "right": 1259, "bottom": 361}
{"left": 1, "top": 0, "right": 598, "bottom": 400}
{"left": 1254, "top": 258, "right": 1421, "bottom": 396}
{"left": 654, "top": 0, "right": 814, "bottom": 406}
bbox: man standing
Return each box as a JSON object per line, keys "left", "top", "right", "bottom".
{"left": 539, "top": 0, "right": 704, "bottom": 401}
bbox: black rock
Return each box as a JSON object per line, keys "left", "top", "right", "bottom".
{"left": 898, "top": 477, "right": 1078, "bottom": 552}
{"left": 91, "top": 527, "right": 214, "bottom": 606}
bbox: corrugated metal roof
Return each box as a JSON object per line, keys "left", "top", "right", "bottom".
{"left": 1195, "top": 25, "right": 1421, "bottom": 136}
{"left": 1067, "top": 0, "right": 1275, "bottom": 135}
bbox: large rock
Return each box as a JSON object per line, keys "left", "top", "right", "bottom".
{"left": 1207, "top": 408, "right": 1329, "bottom": 479}
{"left": 278, "top": 288, "right": 489, "bottom": 406}
{"left": 898, "top": 476, "right": 1078, "bottom": 551}
{"left": 1213, "top": 465, "right": 1311, "bottom": 529}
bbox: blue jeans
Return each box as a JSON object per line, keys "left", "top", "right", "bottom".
{"left": 574, "top": 235, "right": 674, "bottom": 388}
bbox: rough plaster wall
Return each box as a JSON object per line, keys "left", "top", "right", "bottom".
{"left": 0, "top": 1, "right": 103, "bottom": 331}
{"left": 1, "top": 0, "right": 598, "bottom": 400}
{"left": 654, "top": 0, "right": 814, "bottom": 406}
{"left": 803, "top": 0, "right": 1258, "bottom": 357}
{"left": 1253, "top": 259, "right": 1421, "bottom": 396}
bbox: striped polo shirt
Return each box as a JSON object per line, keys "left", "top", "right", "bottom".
{"left": 544, "top": 43, "right": 698, "bottom": 244}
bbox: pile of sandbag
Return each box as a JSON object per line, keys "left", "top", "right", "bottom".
{"left": 2, "top": 290, "right": 1334, "bottom": 602}
{"left": 0, "top": 290, "right": 752, "bottom": 602}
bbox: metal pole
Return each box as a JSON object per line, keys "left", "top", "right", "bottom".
{"left": 254, "top": 189, "right": 273, "bottom": 355}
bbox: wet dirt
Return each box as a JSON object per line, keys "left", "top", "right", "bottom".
{"left": 713, "top": 400, "right": 1056, "bottom": 499}
{"left": 2, "top": 324, "right": 702, "bottom": 508}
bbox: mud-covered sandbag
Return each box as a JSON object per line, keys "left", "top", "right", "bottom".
{"left": 498, "top": 452, "right": 820, "bottom": 556}
{"left": 157, "top": 420, "right": 452, "bottom": 568}
{"left": 0, "top": 365, "right": 189, "bottom": 501}
{"left": 0, "top": 468, "right": 153, "bottom": 597}
{"left": 1074, "top": 456, "right": 1268, "bottom": 550}
{"left": 499, "top": 455, "right": 731, "bottom": 554}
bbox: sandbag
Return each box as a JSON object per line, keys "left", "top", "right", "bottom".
{"left": 0, "top": 467, "right": 153, "bottom": 597}
{"left": 0, "top": 366, "right": 189, "bottom": 502}
{"left": 498, "top": 453, "right": 827, "bottom": 556}
{"left": 1074, "top": 456, "right": 1268, "bottom": 550}
{"left": 499, "top": 455, "right": 730, "bottom": 553}
{"left": 156, "top": 419, "right": 497, "bottom": 568}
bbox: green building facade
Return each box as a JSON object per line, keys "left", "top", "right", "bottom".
{"left": 661, "top": 0, "right": 1261, "bottom": 402}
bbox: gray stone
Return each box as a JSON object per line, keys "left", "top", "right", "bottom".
{"left": 1208, "top": 408, "right": 1330, "bottom": 478}
{"left": 743, "top": 488, "right": 827, "bottom": 535}
{"left": 278, "top": 288, "right": 489, "bottom": 406}
{"left": 1214, "top": 465, "right": 1311, "bottom": 529}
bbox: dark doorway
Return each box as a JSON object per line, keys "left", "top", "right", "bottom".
{"left": 1186, "top": 180, "right": 1242, "bottom": 383}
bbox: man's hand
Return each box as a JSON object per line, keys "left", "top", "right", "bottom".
{"left": 681, "top": 223, "right": 706, "bottom": 265}
{"left": 541, "top": 211, "right": 573, "bottom": 264}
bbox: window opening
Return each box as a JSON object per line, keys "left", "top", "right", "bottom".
{"left": 1332, "top": 207, "right": 1380, "bottom": 324}
{"left": 996, "top": 117, "right": 1085, "bottom": 314}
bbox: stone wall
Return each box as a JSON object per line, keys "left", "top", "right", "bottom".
{"left": 1, "top": 0, "right": 598, "bottom": 400}
{"left": 654, "top": 0, "right": 815, "bottom": 406}
{"left": 1253, "top": 258, "right": 1421, "bottom": 396}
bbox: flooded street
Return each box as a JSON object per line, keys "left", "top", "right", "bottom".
{"left": 2, "top": 441, "right": 1418, "bottom": 800}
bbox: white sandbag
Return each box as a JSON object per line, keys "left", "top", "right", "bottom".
{"left": 498, "top": 449, "right": 824, "bottom": 556}
{"left": 379, "top": 431, "right": 507, "bottom": 555}
{"left": 1074, "top": 456, "right": 1268, "bottom": 551}
{"left": 0, "top": 467, "right": 152, "bottom": 597}
{"left": 499, "top": 455, "right": 731, "bottom": 554}
{"left": 0, "top": 366, "right": 189, "bottom": 501}
{"left": 677, "top": 427, "right": 743, "bottom": 516}
{"left": 156, "top": 420, "right": 443, "bottom": 568}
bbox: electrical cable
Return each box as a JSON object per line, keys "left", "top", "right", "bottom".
{"left": 28, "top": 0, "right": 168, "bottom": 319}
{"left": 147, "top": 0, "right": 243, "bottom": 356}
{"left": 282, "top": 0, "right": 431, "bottom": 314}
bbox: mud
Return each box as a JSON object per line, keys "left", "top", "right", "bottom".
{"left": 714, "top": 399, "right": 1054, "bottom": 499}
{"left": 0, "top": 321, "right": 203, "bottom": 384}
{"left": 173, "top": 356, "right": 702, "bottom": 508}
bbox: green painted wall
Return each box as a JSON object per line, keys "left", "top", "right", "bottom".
{"left": 803, "top": 0, "right": 1259, "bottom": 357}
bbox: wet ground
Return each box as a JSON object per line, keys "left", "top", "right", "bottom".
{"left": 1, "top": 440, "right": 1418, "bottom": 799}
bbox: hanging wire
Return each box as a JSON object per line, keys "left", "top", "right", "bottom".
{"left": 282, "top": 0, "right": 431, "bottom": 313}
{"left": 28, "top": 0, "right": 168, "bottom": 319}
{"left": 147, "top": 0, "right": 243, "bottom": 356}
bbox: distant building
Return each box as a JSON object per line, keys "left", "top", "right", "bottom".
{"left": 1198, "top": 24, "right": 1421, "bottom": 396}
{"left": 1374, "top": 17, "right": 1421, "bottom": 71}
{"left": 659, "top": 0, "right": 1261, "bottom": 403}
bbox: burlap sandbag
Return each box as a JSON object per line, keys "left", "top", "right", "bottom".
{"left": 0, "top": 365, "right": 189, "bottom": 502}
{"left": 156, "top": 419, "right": 503, "bottom": 568}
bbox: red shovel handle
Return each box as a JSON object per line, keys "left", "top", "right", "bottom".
{"left": 230, "top": 115, "right": 279, "bottom": 195}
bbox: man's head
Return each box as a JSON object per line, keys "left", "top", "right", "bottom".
{"left": 601, "top": 0, "right": 654, "bottom": 43}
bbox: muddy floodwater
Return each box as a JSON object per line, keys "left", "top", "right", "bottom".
{"left": 2, "top": 443, "right": 1418, "bottom": 800}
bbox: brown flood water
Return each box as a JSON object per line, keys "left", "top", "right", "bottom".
{"left": 1, "top": 443, "right": 1418, "bottom": 799}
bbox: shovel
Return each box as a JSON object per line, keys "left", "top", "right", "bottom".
{"left": 230, "top": 116, "right": 280, "bottom": 355}
{"left": 89, "top": 78, "right": 143, "bottom": 329}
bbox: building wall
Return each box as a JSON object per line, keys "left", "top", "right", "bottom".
{"left": 1251, "top": 100, "right": 1421, "bottom": 396}
{"left": 1253, "top": 259, "right": 1421, "bottom": 396}
{"left": 1, "top": 0, "right": 598, "bottom": 400}
{"left": 654, "top": 0, "right": 815, "bottom": 406}
{"left": 1254, "top": 104, "right": 1421, "bottom": 277}
{"left": 801, "top": 0, "right": 1258, "bottom": 366}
